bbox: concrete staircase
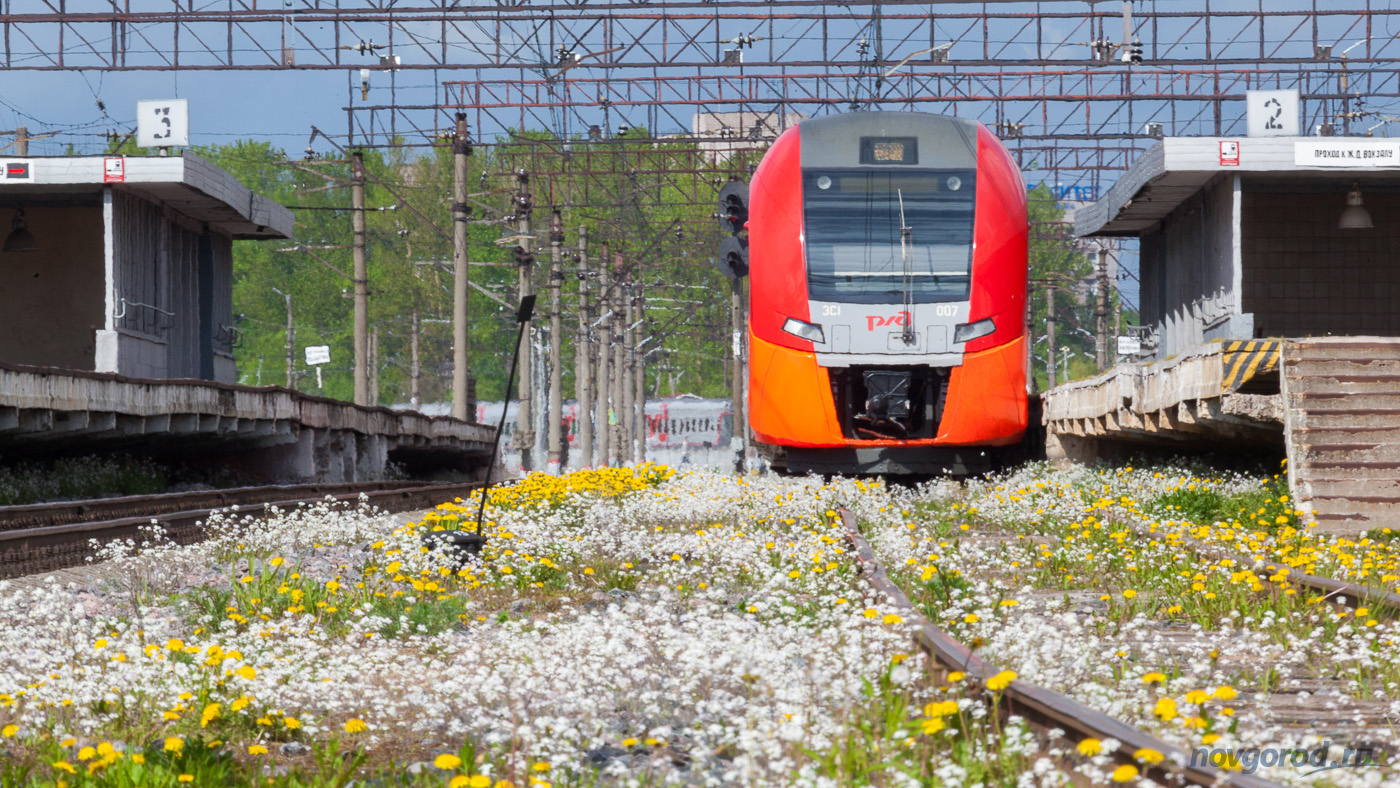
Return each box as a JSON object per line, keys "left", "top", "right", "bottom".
{"left": 1284, "top": 338, "right": 1400, "bottom": 534}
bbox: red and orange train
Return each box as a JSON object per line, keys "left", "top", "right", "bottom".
{"left": 744, "top": 111, "right": 1031, "bottom": 475}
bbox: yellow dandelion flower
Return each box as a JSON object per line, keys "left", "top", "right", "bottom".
{"left": 344, "top": 719, "right": 367, "bottom": 733}
{"left": 1, "top": 724, "right": 17, "bottom": 738}
{"left": 470, "top": 776, "right": 492, "bottom": 788}
{"left": 1141, "top": 672, "right": 1166, "bottom": 684}
{"left": 1134, "top": 748, "right": 1165, "bottom": 765}
{"left": 1077, "top": 738, "right": 1103, "bottom": 756}
{"left": 435, "top": 753, "right": 463, "bottom": 770}
{"left": 53, "top": 761, "right": 76, "bottom": 774}
{"left": 1112, "top": 764, "right": 1139, "bottom": 782}
{"left": 163, "top": 737, "right": 184, "bottom": 754}
{"left": 178, "top": 775, "right": 194, "bottom": 783}
{"left": 985, "top": 670, "right": 1016, "bottom": 691}
{"left": 248, "top": 745, "right": 269, "bottom": 755}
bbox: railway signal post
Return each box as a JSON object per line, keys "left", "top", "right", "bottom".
{"left": 351, "top": 151, "right": 370, "bottom": 406}
{"left": 547, "top": 210, "right": 565, "bottom": 473}
{"left": 451, "top": 112, "right": 472, "bottom": 421}
{"left": 513, "top": 171, "right": 536, "bottom": 471}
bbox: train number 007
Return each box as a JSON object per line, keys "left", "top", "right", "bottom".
{"left": 935, "top": 305, "right": 958, "bottom": 317}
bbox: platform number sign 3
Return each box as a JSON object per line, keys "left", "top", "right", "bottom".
{"left": 136, "top": 99, "right": 190, "bottom": 149}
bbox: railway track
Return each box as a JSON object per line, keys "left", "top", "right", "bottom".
{"left": 0, "top": 480, "right": 484, "bottom": 579}
{"left": 839, "top": 508, "right": 1282, "bottom": 788}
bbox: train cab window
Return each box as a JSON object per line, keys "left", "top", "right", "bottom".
{"left": 803, "top": 169, "right": 975, "bottom": 304}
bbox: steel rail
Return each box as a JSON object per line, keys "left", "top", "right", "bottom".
{"left": 0, "top": 481, "right": 484, "bottom": 581}
{"left": 0, "top": 481, "right": 424, "bottom": 531}
{"left": 839, "top": 508, "right": 1282, "bottom": 788}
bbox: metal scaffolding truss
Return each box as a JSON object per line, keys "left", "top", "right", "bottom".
{"left": 491, "top": 136, "right": 757, "bottom": 211}
{"left": 425, "top": 67, "right": 1383, "bottom": 142}
{"left": 2, "top": 1, "right": 1397, "bottom": 72}
{"left": 7, "top": 1, "right": 1400, "bottom": 188}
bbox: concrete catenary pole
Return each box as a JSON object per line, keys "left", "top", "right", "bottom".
{"left": 368, "top": 326, "right": 379, "bottom": 405}
{"left": 410, "top": 304, "right": 422, "bottom": 409}
{"left": 350, "top": 151, "right": 370, "bottom": 406}
{"left": 451, "top": 113, "right": 473, "bottom": 420}
{"left": 282, "top": 290, "right": 294, "bottom": 388}
{"left": 595, "top": 241, "right": 612, "bottom": 466}
{"left": 634, "top": 282, "right": 646, "bottom": 463}
{"left": 514, "top": 171, "right": 535, "bottom": 471}
{"left": 730, "top": 276, "right": 746, "bottom": 471}
{"left": 1095, "top": 246, "right": 1110, "bottom": 371}
{"left": 14, "top": 127, "right": 27, "bottom": 156}
{"left": 547, "top": 209, "right": 565, "bottom": 473}
{"left": 1046, "top": 285, "right": 1058, "bottom": 389}
{"left": 621, "top": 272, "right": 635, "bottom": 464}
{"left": 612, "top": 253, "right": 628, "bottom": 464}
{"left": 575, "top": 227, "right": 593, "bottom": 469}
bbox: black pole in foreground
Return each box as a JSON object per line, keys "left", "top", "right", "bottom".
{"left": 474, "top": 294, "right": 537, "bottom": 542}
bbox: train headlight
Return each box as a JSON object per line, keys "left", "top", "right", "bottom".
{"left": 953, "top": 317, "right": 996, "bottom": 344}
{"left": 782, "top": 317, "right": 825, "bottom": 344}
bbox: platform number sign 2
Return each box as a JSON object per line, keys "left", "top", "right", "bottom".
{"left": 1245, "top": 89, "right": 1300, "bottom": 138}
{"left": 136, "top": 99, "right": 190, "bottom": 149}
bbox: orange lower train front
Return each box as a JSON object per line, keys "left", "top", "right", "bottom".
{"left": 749, "top": 331, "right": 1028, "bottom": 448}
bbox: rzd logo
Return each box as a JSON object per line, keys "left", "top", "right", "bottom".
{"left": 866, "top": 312, "right": 911, "bottom": 331}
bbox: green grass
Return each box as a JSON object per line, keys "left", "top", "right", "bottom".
{"left": 0, "top": 455, "right": 167, "bottom": 506}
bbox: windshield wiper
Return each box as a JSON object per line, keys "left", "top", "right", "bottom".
{"left": 897, "top": 189, "right": 915, "bottom": 345}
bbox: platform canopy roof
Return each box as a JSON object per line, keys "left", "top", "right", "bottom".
{"left": 0, "top": 151, "right": 293, "bottom": 239}
{"left": 1074, "top": 136, "right": 1400, "bottom": 237}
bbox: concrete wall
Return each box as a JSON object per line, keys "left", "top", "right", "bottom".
{"left": 1139, "top": 177, "right": 1238, "bottom": 358}
{"left": 0, "top": 206, "right": 103, "bottom": 370}
{"left": 1243, "top": 191, "right": 1400, "bottom": 336}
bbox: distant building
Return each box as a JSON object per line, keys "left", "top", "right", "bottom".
{"left": 690, "top": 111, "right": 802, "bottom": 162}
{"left": 0, "top": 153, "right": 292, "bottom": 382}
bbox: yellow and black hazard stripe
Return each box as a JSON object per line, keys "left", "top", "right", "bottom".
{"left": 1221, "top": 339, "right": 1281, "bottom": 391}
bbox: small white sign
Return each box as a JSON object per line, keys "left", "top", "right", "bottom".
{"left": 1219, "top": 140, "right": 1240, "bottom": 167}
{"left": 1246, "top": 89, "right": 1300, "bottom": 137}
{"left": 2, "top": 159, "right": 33, "bottom": 182}
{"left": 304, "top": 345, "right": 331, "bottom": 366}
{"left": 1117, "top": 336, "right": 1142, "bottom": 356}
{"left": 1295, "top": 140, "right": 1400, "bottom": 168}
{"left": 137, "top": 99, "right": 190, "bottom": 148}
{"left": 103, "top": 157, "right": 125, "bottom": 183}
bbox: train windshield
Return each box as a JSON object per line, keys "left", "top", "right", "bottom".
{"left": 802, "top": 169, "right": 975, "bottom": 304}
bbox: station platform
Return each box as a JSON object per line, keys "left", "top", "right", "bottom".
{"left": 0, "top": 361, "right": 495, "bottom": 483}
{"left": 1044, "top": 337, "right": 1400, "bottom": 534}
